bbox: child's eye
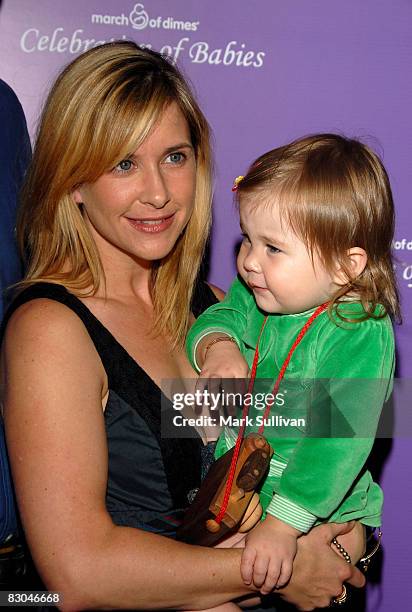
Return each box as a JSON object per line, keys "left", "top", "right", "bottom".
{"left": 267, "top": 244, "right": 281, "bottom": 254}
{"left": 241, "top": 233, "right": 250, "bottom": 244}
{"left": 113, "top": 159, "right": 134, "bottom": 174}
{"left": 165, "top": 151, "right": 186, "bottom": 164}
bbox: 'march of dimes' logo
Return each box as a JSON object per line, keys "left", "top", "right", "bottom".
{"left": 392, "top": 238, "right": 412, "bottom": 289}
{"left": 21, "top": 1, "right": 265, "bottom": 66}
{"left": 91, "top": 3, "right": 200, "bottom": 32}
{"left": 130, "top": 4, "right": 149, "bottom": 30}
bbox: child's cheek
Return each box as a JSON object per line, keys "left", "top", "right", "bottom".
{"left": 237, "top": 246, "right": 247, "bottom": 277}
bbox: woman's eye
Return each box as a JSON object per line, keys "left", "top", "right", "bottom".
{"left": 114, "top": 159, "right": 134, "bottom": 174}
{"left": 166, "top": 152, "right": 186, "bottom": 164}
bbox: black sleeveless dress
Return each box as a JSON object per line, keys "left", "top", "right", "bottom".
{"left": 2, "top": 282, "right": 280, "bottom": 611}
{"left": 1, "top": 280, "right": 219, "bottom": 537}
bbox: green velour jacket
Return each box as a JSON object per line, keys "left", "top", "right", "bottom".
{"left": 187, "top": 277, "right": 394, "bottom": 531}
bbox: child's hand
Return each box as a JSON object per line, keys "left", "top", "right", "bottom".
{"left": 199, "top": 339, "right": 249, "bottom": 380}
{"left": 195, "top": 335, "right": 249, "bottom": 406}
{"left": 241, "top": 514, "right": 301, "bottom": 595}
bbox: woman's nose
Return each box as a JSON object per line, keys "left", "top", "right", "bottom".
{"left": 139, "top": 165, "right": 170, "bottom": 209}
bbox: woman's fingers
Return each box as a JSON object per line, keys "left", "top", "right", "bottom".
{"left": 345, "top": 565, "right": 366, "bottom": 589}
{"left": 240, "top": 546, "right": 256, "bottom": 585}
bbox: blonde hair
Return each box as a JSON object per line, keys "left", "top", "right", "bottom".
{"left": 18, "top": 41, "right": 212, "bottom": 346}
{"left": 236, "top": 134, "right": 400, "bottom": 321}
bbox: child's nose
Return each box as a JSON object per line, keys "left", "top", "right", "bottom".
{"left": 243, "top": 249, "right": 261, "bottom": 273}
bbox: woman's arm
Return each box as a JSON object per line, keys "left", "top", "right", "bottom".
{"left": 2, "top": 299, "right": 256, "bottom": 611}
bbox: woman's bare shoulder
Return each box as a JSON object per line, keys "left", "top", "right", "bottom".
{"left": 206, "top": 282, "right": 225, "bottom": 302}
{"left": 5, "top": 298, "right": 86, "bottom": 342}
{"left": 2, "top": 297, "right": 105, "bottom": 386}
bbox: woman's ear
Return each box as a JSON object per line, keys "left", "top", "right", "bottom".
{"left": 73, "top": 187, "right": 83, "bottom": 204}
{"left": 333, "top": 247, "right": 368, "bottom": 284}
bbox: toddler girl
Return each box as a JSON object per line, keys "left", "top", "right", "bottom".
{"left": 187, "top": 134, "right": 397, "bottom": 599}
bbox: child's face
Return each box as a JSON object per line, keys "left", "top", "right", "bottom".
{"left": 237, "top": 196, "right": 338, "bottom": 314}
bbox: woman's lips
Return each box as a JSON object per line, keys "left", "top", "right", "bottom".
{"left": 126, "top": 213, "right": 175, "bottom": 233}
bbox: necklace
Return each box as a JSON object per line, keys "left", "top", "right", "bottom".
{"left": 213, "top": 302, "right": 330, "bottom": 527}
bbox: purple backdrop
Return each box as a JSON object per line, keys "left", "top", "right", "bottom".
{"left": 0, "top": 1, "right": 410, "bottom": 608}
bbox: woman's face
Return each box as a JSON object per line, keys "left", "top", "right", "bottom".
{"left": 74, "top": 102, "right": 196, "bottom": 268}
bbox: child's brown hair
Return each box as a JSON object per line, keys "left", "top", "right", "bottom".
{"left": 236, "top": 133, "right": 400, "bottom": 321}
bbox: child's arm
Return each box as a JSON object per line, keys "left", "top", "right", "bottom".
{"left": 187, "top": 276, "right": 257, "bottom": 373}
{"left": 267, "top": 313, "right": 394, "bottom": 532}
{"left": 195, "top": 332, "right": 249, "bottom": 379}
{"left": 241, "top": 514, "right": 301, "bottom": 594}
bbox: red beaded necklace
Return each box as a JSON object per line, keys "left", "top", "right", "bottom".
{"left": 213, "top": 301, "right": 330, "bottom": 527}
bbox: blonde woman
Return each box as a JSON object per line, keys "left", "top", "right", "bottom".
{"left": 1, "top": 42, "right": 364, "bottom": 610}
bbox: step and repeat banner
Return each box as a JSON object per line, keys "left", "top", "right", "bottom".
{"left": 0, "top": 1, "right": 411, "bottom": 608}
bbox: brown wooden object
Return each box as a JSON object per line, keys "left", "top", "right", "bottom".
{"left": 177, "top": 433, "right": 273, "bottom": 546}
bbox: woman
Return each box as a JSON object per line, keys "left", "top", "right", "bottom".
{"left": 1, "top": 41, "right": 365, "bottom": 610}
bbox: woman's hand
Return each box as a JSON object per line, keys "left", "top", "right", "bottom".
{"left": 277, "top": 521, "right": 366, "bottom": 611}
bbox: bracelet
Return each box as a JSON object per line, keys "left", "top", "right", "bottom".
{"left": 358, "top": 528, "right": 382, "bottom": 573}
{"left": 203, "top": 335, "right": 238, "bottom": 361}
{"left": 332, "top": 537, "right": 352, "bottom": 564}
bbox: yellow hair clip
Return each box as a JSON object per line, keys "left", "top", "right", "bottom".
{"left": 232, "top": 175, "right": 244, "bottom": 192}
